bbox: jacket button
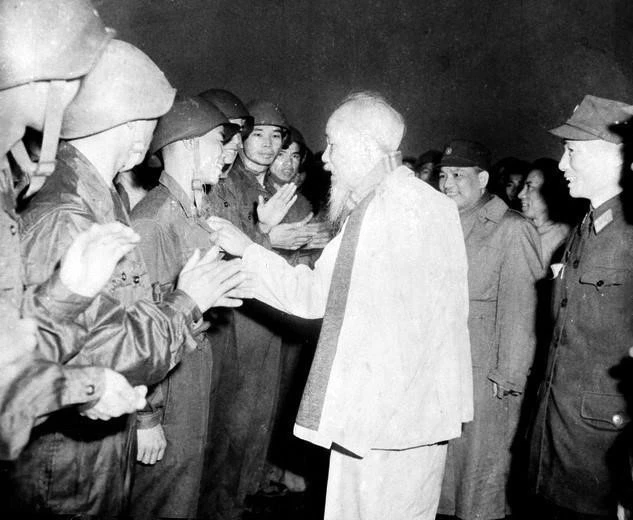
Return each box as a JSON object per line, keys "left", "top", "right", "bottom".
{"left": 560, "top": 298, "right": 568, "bottom": 308}
{"left": 121, "top": 272, "right": 127, "bottom": 281}
{"left": 86, "top": 384, "right": 96, "bottom": 396}
{"left": 133, "top": 275, "right": 140, "bottom": 284}
{"left": 224, "top": 201, "right": 229, "bottom": 207}
{"left": 596, "top": 280, "right": 604, "bottom": 287}
{"left": 9, "top": 224, "right": 17, "bottom": 235}
{"left": 572, "top": 259, "right": 579, "bottom": 268}
{"left": 612, "top": 414, "right": 624, "bottom": 427}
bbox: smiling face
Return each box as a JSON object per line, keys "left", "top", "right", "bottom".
{"left": 242, "top": 124, "right": 283, "bottom": 167}
{"left": 270, "top": 142, "right": 301, "bottom": 183}
{"left": 558, "top": 139, "right": 622, "bottom": 204}
{"left": 438, "top": 166, "right": 488, "bottom": 211}
{"left": 198, "top": 126, "right": 225, "bottom": 185}
{"left": 518, "top": 169, "right": 548, "bottom": 222}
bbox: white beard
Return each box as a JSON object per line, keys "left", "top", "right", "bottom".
{"left": 327, "top": 177, "right": 353, "bottom": 230}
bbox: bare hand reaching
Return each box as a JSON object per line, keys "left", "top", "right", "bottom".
{"left": 177, "top": 246, "right": 247, "bottom": 312}
{"left": 60, "top": 223, "right": 140, "bottom": 298}
{"left": 80, "top": 368, "right": 147, "bottom": 421}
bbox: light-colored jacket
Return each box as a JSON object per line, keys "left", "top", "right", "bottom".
{"left": 242, "top": 165, "right": 472, "bottom": 456}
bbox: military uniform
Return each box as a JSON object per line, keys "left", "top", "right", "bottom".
{"left": 199, "top": 155, "right": 284, "bottom": 519}
{"left": 529, "top": 195, "right": 633, "bottom": 516}
{"left": 128, "top": 172, "right": 228, "bottom": 519}
{"left": 9, "top": 143, "right": 199, "bottom": 516}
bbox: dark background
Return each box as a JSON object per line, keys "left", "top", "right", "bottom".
{"left": 96, "top": 0, "right": 633, "bottom": 162}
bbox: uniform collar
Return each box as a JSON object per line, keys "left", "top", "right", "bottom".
{"left": 159, "top": 171, "right": 198, "bottom": 218}
{"left": 590, "top": 194, "right": 622, "bottom": 234}
{"left": 57, "top": 142, "right": 126, "bottom": 224}
{"left": 460, "top": 192, "right": 507, "bottom": 223}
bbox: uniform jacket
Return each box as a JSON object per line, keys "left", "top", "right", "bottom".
{"left": 529, "top": 194, "right": 633, "bottom": 515}
{"left": 10, "top": 143, "right": 199, "bottom": 517}
{"left": 0, "top": 167, "right": 104, "bottom": 461}
{"left": 242, "top": 159, "right": 473, "bottom": 456}
{"left": 129, "top": 172, "right": 219, "bottom": 519}
{"left": 439, "top": 193, "right": 543, "bottom": 520}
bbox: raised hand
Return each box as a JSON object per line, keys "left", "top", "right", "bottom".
{"left": 60, "top": 222, "right": 140, "bottom": 298}
{"left": 176, "top": 246, "right": 246, "bottom": 312}
{"left": 256, "top": 183, "right": 298, "bottom": 232}
{"left": 80, "top": 368, "right": 147, "bottom": 421}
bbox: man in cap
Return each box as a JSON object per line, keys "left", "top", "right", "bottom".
{"left": 436, "top": 140, "right": 543, "bottom": 520}
{"left": 0, "top": 0, "right": 151, "bottom": 461}
{"left": 529, "top": 94, "right": 633, "bottom": 519}
{"left": 209, "top": 91, "right": 472, "bottom": 520}
{"left": 9, "top": 40, "right": 246, "bottom": 517}
{"left": 128, "top": 95, "right": 244, "bottom": 519}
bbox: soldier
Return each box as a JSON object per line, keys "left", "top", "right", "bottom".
{"left": 129, "top": 95, "right": 244, "bottom": 519}
{"left": 9, "top": 40, "right": 245, "bottom": 517}
{"left": 529, "top": 95, "right": 633, "bottom": 520}
{"left": 436, "top": 140, "right": 543, "bottom": 520}
{"left": 0, "top": 0, "right": 147, "bottom": 460}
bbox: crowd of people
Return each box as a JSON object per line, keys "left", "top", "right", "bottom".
{"left": 1, "top": 1, "right": 633, "bottom": 520}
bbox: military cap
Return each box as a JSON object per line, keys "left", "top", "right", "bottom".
{"left": 439, "top": 139, "right": 491, "bottom": 171}
{"left": 549, "top": 95, "right": 633, "bottom": 144}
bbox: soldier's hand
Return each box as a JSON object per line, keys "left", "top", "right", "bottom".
{"left": 136, "top": 424, "right": 167, "bottom": 465}
{"left": 207, "top": 217, "right": 254, "bottom": 257}
{"left": 80, "top": 369, "right": 147, "bottom": 421}
{"left": 60, "top": 223, "right": 140, "bottom": 297}
{"left": 177, "top": 247, "right": 246, "bottom": 312}
{"left": 269, "top": 215, "right": 315, "bottom": 250}
{"left": 256, "top": 183, "right": 298, "bottom": 231}
{"left": 0, "top": 317, "right": 37, "bottom": 365}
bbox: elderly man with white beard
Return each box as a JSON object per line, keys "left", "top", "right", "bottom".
{"left": 208, "top": 91, "right": 473, "bottom": 520}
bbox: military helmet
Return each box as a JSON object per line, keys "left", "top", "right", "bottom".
{"left": 0, "top": 0, "right": 114, "bottom": 90}
{"left": 246, "top": 100, "right": 289, "bottom": 130}
{"left": 61, "top": 39, "right": 176, "bottom": 139}
{"left": 150, "top": 95, "right": 239, "bottom": 155}
{"left": 198, "top": 89, "right": 251, "bottom": 121}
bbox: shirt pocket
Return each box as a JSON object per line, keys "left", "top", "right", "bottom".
{"left": 579, "top": 267, "right": 632, "bottom": 290}
{"left": 580, "top": 391, "right": 630, "bottom": 431}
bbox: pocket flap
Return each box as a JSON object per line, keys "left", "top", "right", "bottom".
{"left": 579, "top": 268, "right": 631, "bottom": 287}
{"left": 580, "top": 392, "right": 629, "bottom": 429}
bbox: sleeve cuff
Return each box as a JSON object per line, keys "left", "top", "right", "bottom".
{"left": 60, "top": 366, "right": 106, "bottom": 406}
{"left": 136, "top": 410, "right": 163, "bottom": 429}
{"left": 162, "top": 289, "right": 202, "bottom": 325}
{"left": 487, "top": 369, "right": 524, "bottom": 394}
{"left": 33, "top": 270, "right": 93, "bottom": 321}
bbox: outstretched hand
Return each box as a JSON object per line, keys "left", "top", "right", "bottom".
{"left": 60, "top": 222, "right": 140, "bottom": 298}
{"left": 177, "top": 246, "right": 247, "bottom": 312}
{"left": 81, "top": 368, "right": 147, "bottom": 421}
{"left": 207, "top": 217, "right": 254, "bottom": 257}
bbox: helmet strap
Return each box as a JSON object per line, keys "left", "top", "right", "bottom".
{"left": 9, "top": 140, "right": 36, "bottom": 193}
{"left": 191, "top": 138, "right": 204, "bottom": 217}
{"left": 36, "top": 80, "right": 66, "bottom": 176}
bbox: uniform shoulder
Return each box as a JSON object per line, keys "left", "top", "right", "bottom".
{"left": 130, "top": 184, "right": 172, "bottom": 222}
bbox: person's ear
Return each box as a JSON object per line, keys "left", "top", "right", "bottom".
{"left": 478, "top": 169, "right": 489, "bottom": 189}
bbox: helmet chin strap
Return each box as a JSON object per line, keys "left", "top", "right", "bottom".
{"left": 9, "top": 79, "right": 67, "bottom": 190}
{"left": 191, "top": 138, "right": 204, "bottom": 217}
{"left": 35, "top": 80, "right": 66, "bottom": 175}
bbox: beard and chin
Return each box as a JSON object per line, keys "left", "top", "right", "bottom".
{"left": 327, "top": 174, "right": 353, "bottom": 230}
